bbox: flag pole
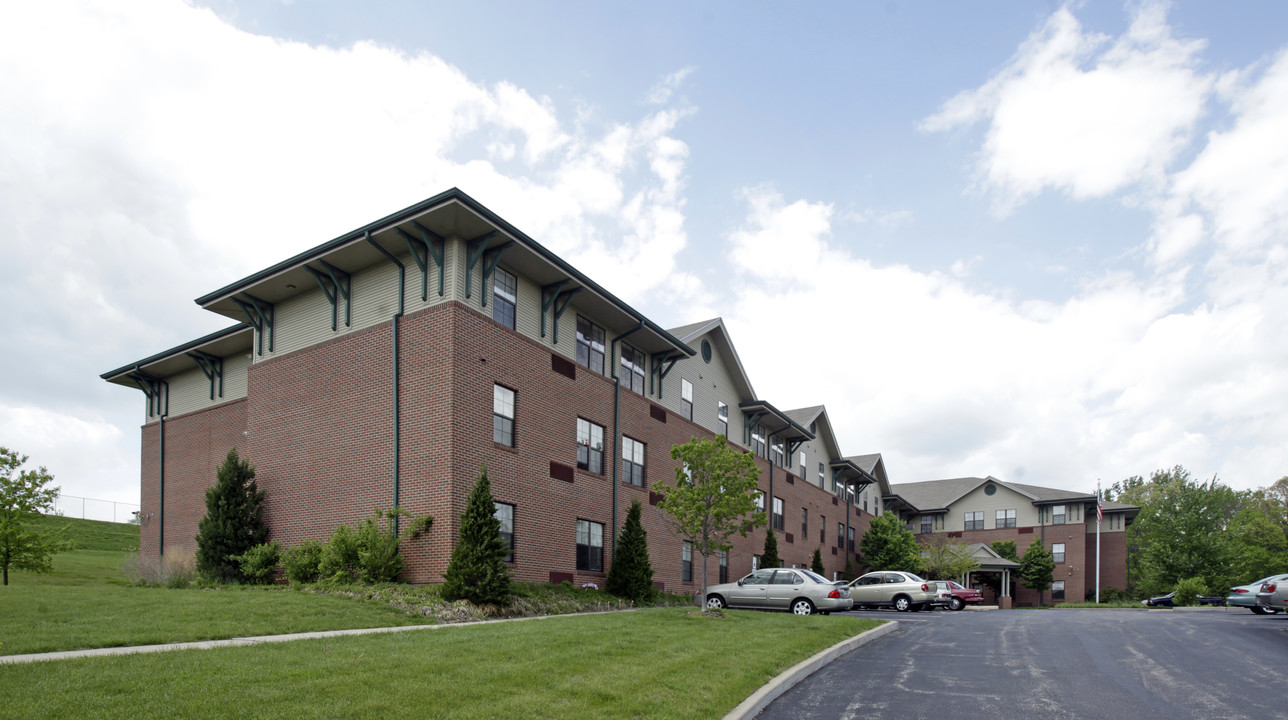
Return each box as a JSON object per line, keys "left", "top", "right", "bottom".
{"left": 1095, "top": 479, "right": 1102, "bottom": 604}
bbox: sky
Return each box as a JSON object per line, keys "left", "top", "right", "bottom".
{"left": 2, "top": 0, "right": 1286, "bottom": 518}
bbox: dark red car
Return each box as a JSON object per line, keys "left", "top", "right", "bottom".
{"left": 942, "top": 580, "right": 982, "bottom": 611}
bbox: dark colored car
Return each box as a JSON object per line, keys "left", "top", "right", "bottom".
{"left": 1142, "top": 592, "right": 1176, "bottom": 607}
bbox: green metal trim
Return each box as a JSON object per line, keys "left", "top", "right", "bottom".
{"left": 478, "top": 241, "right": 515, "bottom": 308}
{"left": 396, "top": 220, "right": 445, "bottom": 300}
{"left": 128, "top": 370, "right": 169, "bottom": 418}
{"left": 649, "top": 351, "right": 681, "bottom": 399}
{"left": 186, "top": 350, "right": 223, "bottom": 400}
{"left": 786, "top": 438, "right": 805, "bottom": 460}
{"left": 541, "top": 280, "right": 572, "bottom": 338}
{"left": 232, "top": 294, "right": 274, "bottom": 355}
{"left": 463, "top": 230, "right": 500, "bottom": 300}
{"left": 743, "top": 410, "right": 766, "bottom": 446}
{"left": 549, "top": 287, "right": 580, "bottom": 344}
{"left": 304, "top": 260, "right": 352, "bottom": 331}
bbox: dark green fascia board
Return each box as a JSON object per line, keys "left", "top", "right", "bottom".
{"left": 232, "top": 294, "right": 275, "bottom": 355}
{"left": 738, "top": 400, "right": 816, "bottom": 441}
{"left": 192, "top": 188, "right": 695, "bottom": 360}
{"left": 304, "top": 261, "right": 352, "bottom": 331}
{"left": 186, "top": 350, "right": 223, "bottom": 400}
{"left": 463, "top": 230, "right": 500, "bottom": 302}
{"left": 100, "top": 323, "right": 250, "bottom": 381}
{"left": 649, "top": 350, "right": 683, "bottom": 399}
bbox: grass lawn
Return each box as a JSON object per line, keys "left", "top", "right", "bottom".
{"left": 0, "top": 608, "right": 881, "bottom": 719}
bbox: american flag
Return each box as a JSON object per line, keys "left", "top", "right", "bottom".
{"left": 1096, "top": 483, "right": 1103, "bottom": 523}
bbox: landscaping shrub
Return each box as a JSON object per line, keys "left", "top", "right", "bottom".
{"left": 282, "top": 539, "right": 324, "bottom": 584}
{"left": 235, "top": 541, "right": 281, "bottom": 585}
{"left": 760, "top": 529, "right": 781, "bottom": 569}
{"left": 319, "top": 524, "right": 361, "bottom": 582}
{"left": 1172, "top": 576, "right": 1208, "bottom": 606}
{"left": 442, "top": 468, "right": 512, "bottom": 605}
{"left": 316, "top": 509, "right": 432, "bottom": 584}
{"left": 194, "top": 449, "right": 267, "bottom": 583}
{"left": 606, "top": 500, "right": 653, "bottom": 602}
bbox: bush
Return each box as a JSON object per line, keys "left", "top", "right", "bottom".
{"left": 319, "top": 524, "right": 362, "bottom": 582}
{"left": 316, "top": 509, "right": 432, "bottom": 584}
{"left": 195, "top": 449, "right": 267, "bottom": 583}
{"left": 234, "top": 541, "right": 281, "bottom": 585}
{"left": 282, "top": 539, "right": 324, "bottom": 584}
{"left": 1085, "top": 586, "right": 1127, "bottom": 603}
{"left": 606, "top": 501, "right": 653, "bottom": 602}
{"left": 1172, "top": 576, "right": 1208, "bottom": 606}
{"left": 442, "top": 468, "right": 512, "bottom": 605}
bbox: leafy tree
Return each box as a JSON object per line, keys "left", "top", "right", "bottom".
{"left": 760, "top": 529, "right": 781, "bottom": 569}
{"left": 1019, "top": 538, "right": 1055, "bottom": 605}
{"left": 606, "top": 500, "right": 654, "bottom": 602}
{"left": 657, "top": 435, "right": 765, "bottom": 610}
{"left": 442, "top": 467, "right": 512, "bottom": 605}
{"left": 859, "top": 512, "right": 922, "bottom": 573}
{"left": 811, "top": 547, "right": 825, "bottom": 575}
{"left": 195, "top": 449, "right": 268, "bottom": 583}
{"left": 1, "top": 448, "right": 73, "bottom": 586}
{"left": 1225, "top": 507, "right": 1288, "bottom": 583}
{"left": 918, "top": 534, "right": 980, "bottom": 580}
{"left": 990, "top": 540, "right": 1019, "bottom": 562}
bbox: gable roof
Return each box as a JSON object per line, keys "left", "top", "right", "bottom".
{"left": 887, "top": 476, "right": 1138, "bottom": 515}
{"left": 669, "top": 317, "right": 755, "bottom": 401}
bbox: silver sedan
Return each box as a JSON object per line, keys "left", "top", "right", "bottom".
{"left": 704, "top": 568, "right": 853, "bottom": 615}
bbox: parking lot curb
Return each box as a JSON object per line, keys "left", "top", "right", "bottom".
{"left": 723, "top": 620, "right": 899, "bottom": 720}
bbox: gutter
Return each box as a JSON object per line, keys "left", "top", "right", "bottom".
{"left": 609, "top": 322, "right": 645, "bottom": 563}
{"left": 365, "top": 232, "right": 406, "bottom": 532}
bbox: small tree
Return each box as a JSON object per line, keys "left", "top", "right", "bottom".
{"left": 657, "top": 435, "right": 765, "bottom": 610}
{"left": 1019, "top": 538, "right": 1056, "bottom": 605}
{"left": 442, "top": 467, "right": 512, "bottom": 605}
{"left": 811, "top": 547, "right": 825, "bottom": 575}
{"left": 195, "top": 449, "right": 268, "bottom": 583}
{"left": 859, "top": 512, "right": 922, "bottom": 573}
{"left": 606, "top": 500, "right": 654, "bottom": 602}
{"left": 760, "top": 529, "right": 781, "bottom": 569}
{"left": 1, "top": 448, "right": 73, "bottom": 585}
{"left": 918, "top": 535, "right": 981, "bottom": 580}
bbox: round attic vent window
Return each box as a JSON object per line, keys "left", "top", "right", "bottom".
{"left": 701, "top": 339, "right": 712, "bottom": 363}
{"left": 985, "top": 484, "right": 997, "bottom": 496}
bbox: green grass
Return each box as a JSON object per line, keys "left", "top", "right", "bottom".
{"left": 0, "top": 608, "right": 881, "bottom": 719}
{"left": 29, "top": 514, "right": 140, "bottom": 552}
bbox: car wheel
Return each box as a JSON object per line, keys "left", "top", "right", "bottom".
{"left": 949, "top": 597, "right": 965, "bottom": 611}
{"left": 1251, "top": 606, "right": 1268, "bottom": 615}
{"left": 893, "top": 595, "right": 911, "bottom": 612}
{"left": 706, "top": 595, "right": 726, "bottom": 610}
{"left": 792, "top": 598, "right": 815, "bottom": 615}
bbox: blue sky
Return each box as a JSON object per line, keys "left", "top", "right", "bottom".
{"left": 2, "top": 0, "right": 1286, "bottom": 512}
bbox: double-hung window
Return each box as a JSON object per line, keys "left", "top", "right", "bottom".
{"left": 771, "top": 496, "right": 784, "bottom": 531}
{"left": 1052, "top": 505, "right": 1067, "bottom": 525}
{"left": 492, "top": 267, "right": 517, "bottom": 330}
{"left": 681, "top": 379, "right": 693, "bottom": 420}
{"left": 818, "top": 462, "right": 825, "bottom": 489}
{"left": 719, "top": 550, "right": 728, "bottom": 583}
{"left": 576, "top": 418, "right": 604, "bottom": 474}
{"left": 801, "top": 507, "right": 809, "bottom": 536}
{"left": 621, "top": 436, "right": 645, "bottom": 487}
{"left": 493, "top": 385, "right": 515, "bottom": 446}
{"left": 996, "top": 509, "right": 1016, "bottom": 529}
{"left": 1051, "top": 580, "right": 1066, "bottom": 602}
{"left": 770, "top": 439, "right": 784, "bottom": 467}
{"left": 753, "top": 490, "right": 765, "bottom": 514}
{"left": 820, "top": 514, "right": 825, "bottom": 544}
{"left": 921, "top": 516, "right": 933, "bottom": 534}
{"left": 717, "top": 401, "right": 728, "bottom": 436}
{"left": 847, "top": 527, "right": 855, "bottom": 552}
{"left": 620, "top": 343, "right": 646, "bottom": 394}
{"left": 964, "top": 511, "right": 984, "bottom": 531}
{"left": 495, "top": 502, "right": 515, "bottom": 563}
{"left": 575, "top": 316, "right": 605, "bottom": 374}
{"left": 837, "top": 522, "right": 845, "bottom": 549}
{"left": 576, "top": 519, "right": 604, "bottom": 572}
{"left": 682, "top": 541, "right": 693, "bottom": 582}
{"left": 1052, "top": 543, "right": 1066, "bottom": 564}
{"left": 751, "top": 425, "right": 766, "bottom": 458}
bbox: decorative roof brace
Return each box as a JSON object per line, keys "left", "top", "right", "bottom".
{"left": 394, "top": 221, "right": 445, "bottom": 301}
{"left": 128, "top": 369, "right": 169, "bottom": 418}
{"left": 649, "top": 351, "right": 683, "bottom": 399}
{"left": 541, "top": 281, "right": 580, "bottom": 344}
{"left": 232, "top": 293, "right": 275, "bottom": 355}
{"left": 743, "top": 410, "right": 766, "bottom": 446}
{"left": 464, "top": 230, "right": 513, "bottom": 305}
{"left": 304, "top": 260, "right": 352, "bottom": 332}
{"left": 186, "top": 350, "right": 223, "bottom": 401}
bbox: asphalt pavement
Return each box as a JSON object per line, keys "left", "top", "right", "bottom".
{"left": 757, "top": 607, "right": 1288, "bottom": 720}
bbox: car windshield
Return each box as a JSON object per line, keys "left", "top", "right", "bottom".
{"left": 948, "top": 581, "right": 964, "bottom": 589}
{"left": 799, "top": 569, "right": 829, "bottom": 584}
{"left": 904, "top": 573, "right": 925, "bottom": 582}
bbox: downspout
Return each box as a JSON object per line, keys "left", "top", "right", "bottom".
{"left": 767, "top": 429, "right": 781, "bottom": 542}
{"left": 366, "top": 232, "right": 405, "bottom": 532}
{"left": 158, "top": 414, "right": 165, "bottom": 556}
{"left": 609, "top": 323, "right": 645, "bottom": 565}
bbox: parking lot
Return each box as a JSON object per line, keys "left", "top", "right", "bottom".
{"left": 758, "top": 608, "right": 1288, "bottom": 720}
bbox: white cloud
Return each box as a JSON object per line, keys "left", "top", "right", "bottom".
{"left": 922, "top": 2, "right": 1212, "bottom": 213}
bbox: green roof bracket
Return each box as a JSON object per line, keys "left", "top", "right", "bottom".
{"left": 232, "top": 294, "right": 275, "bottom": 355}
{"left": 478, "top": 241, "right": 515, "bottom": 308}
{"left": 786, "top": 438, "right": 805, "bottom": 459}
{"left": 186, "top": 350, "right": 224, "bottom": 400}
{"left": 128, "top": 370, "right": 169, "bottom": 418}
{"left": 551, "top": 287, "right": 580, "bottom": 344}
{"left": 540, "top": 280, "right": 572, "bottom": 338}
{"left": 743, "top": 410, "right": 766, "bottom": 446}
{"left": 304, "top": 260, "right": 352, "bottom": 331}
{"left": 464, "top": 230, "right": 500, "bottom": 301}
{"left": 650, "top": 351, "right": 681, "bottom": 399}
{"left": 397, "top": 221, "right": 445, "bottom": 300}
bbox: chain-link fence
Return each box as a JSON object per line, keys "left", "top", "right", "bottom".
{"left": 48, "top": 494, "right": 141, "bottom": 524}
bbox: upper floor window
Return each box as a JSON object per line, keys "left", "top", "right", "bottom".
{"left": 921, "top": 516, "right": 933, "bottom": 534}
{"left": 495, "top": 502, "right": 515, "bottom": 563}
{"left": 493, "top": 385, "right": 515, "bottom": 447}
{"left": 754, "top": 490, "right": 765, "bottom": 513}
{"left": 576, "top": 519, "right": 604, "bottom": 572}
{"left": 575, "top": 316, "right": 605, "bottom": 374}
{"left": 771, "top": 496, "right": 784, "bottom": 531}
{"left": 1052, "top": 543, "right": 1066, "bottom": 563}
{"left": 621, "top": 436, "right": 646, "bottom": 487}
{"left": 818, "top": 462, "right": 825, "bottom": 489}
{"left": 837, "top": 522, "right": 845, "bottom": 549}
{"left": 719, "top": 549, "right": 728, "bottom": 583}
{"left": 847, "top": 527, "right": 855, "bottom": 552}
{"left": 1052, "top": 505, "right": 1067, "bottom": 525}
{"left": 717, "top": 401, "right": 728, "bottom": 436}
{"left": 819, "top": 514, "right": 825, "bottom": 544}
{"left": 996, "top": 508, "right": 1016, "bottom": 529}
{"left": 681, "top": 379, "right": 693, "bottom": 420}
{"left": 619, "top": 343, "right": 646, "bottom": 394}
{"left": 576, "top": 418, "right": 604, "bottom": 474}
{"left": 770, "top": 439, "right": 784, "bottom": 468}
{"left": 492, "top": 268, "right": 517, "bottom": 330}
{"left": 799, "top": 451, "right": 806, "bottom": 477}
{"left": 801, "top": 507, "right": 809, "bottom": 536}
{"left": 682, "top": 541, "right": 693, "bottom": 582}
{"left": 751, "top": 425, "right": 766, "bottom": 458}
{"left": 964, "top": 511, "right": 984, "bottom": 531}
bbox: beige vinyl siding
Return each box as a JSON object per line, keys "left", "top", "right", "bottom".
{"left": 662, "top": 333, "right": 745, "bottom": 447}
{"left": 940, "top": 483, "right": 1041, "bottom": 532}
{"left": 262, "top": 283, "right": 342, "bottom": 359}
{"left": 148, "top": 349, "right": 252, "bottom": 422}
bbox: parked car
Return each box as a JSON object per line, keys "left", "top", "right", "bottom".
{"left": 927, "top": 581, "right": 953, "bottom": 609}
{"left": 942, "top": 580, "right": 983, "bottom": 611}
{"left": 846, "top": 571, "right": 935, "bottom": 612}
{"left": 1227, "top": 574, "right": 1288, "bottom": 614}
{"left": 1141, "top": 592, "right": 1176, "bottom": 607}
{"left": 1256, "top": 579, "right": 1288, "bottom": 613}
{"left": 704, "top": 568, "right": 853, "bottom": 615}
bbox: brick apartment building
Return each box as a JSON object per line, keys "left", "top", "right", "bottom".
{"left": 884, "top": 476, "right": 1138, "bottom": 605}
{"left": 101, "top": 188, "right": 893, "bottom": 591}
